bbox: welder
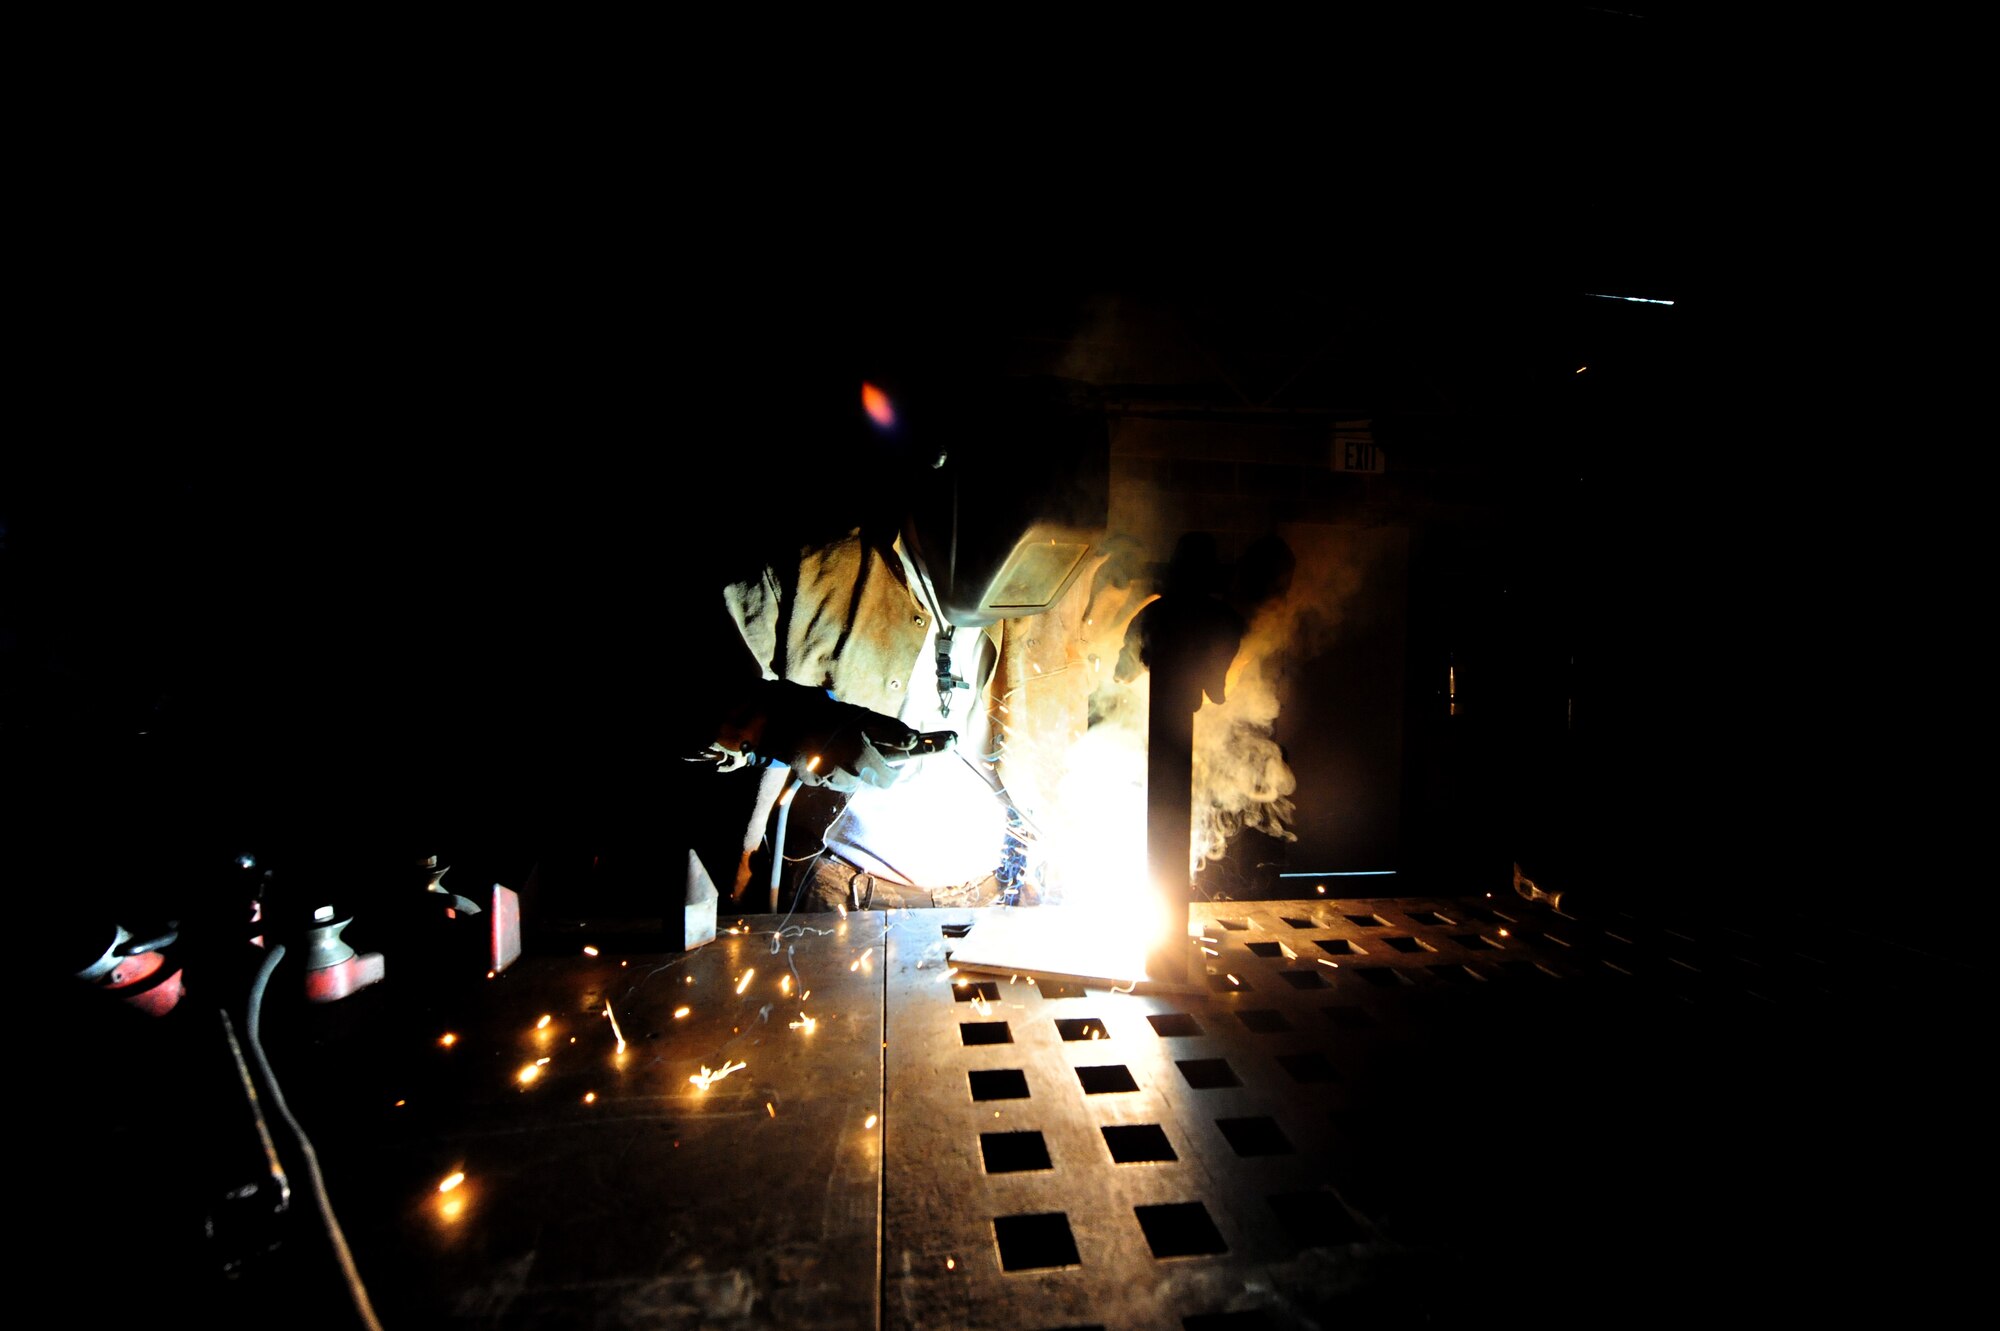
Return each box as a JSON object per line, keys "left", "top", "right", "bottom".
{"left": 684, "top": 372, "right": 1111, "bottom": 912}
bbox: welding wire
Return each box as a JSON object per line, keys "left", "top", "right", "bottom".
{"left": 244, "top": 945, "right": 385, "bottom": 1331}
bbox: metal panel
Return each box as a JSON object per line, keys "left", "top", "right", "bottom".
{"left": 317, "top": 917, "right": 890, "bottom": 1328}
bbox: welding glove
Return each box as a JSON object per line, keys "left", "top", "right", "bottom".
{"left": 703, "top": 679, "right": 918, "bottom": 793}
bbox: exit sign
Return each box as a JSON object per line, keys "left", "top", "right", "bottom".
{"left": 1331, "top": 422, "right": 1384, "bottom": 474}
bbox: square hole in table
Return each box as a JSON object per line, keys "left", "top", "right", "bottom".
{"left": 1266, "top": 1190, "right": 1366, "bottom": 1247}
{"left": 953, "top": 981, "right": 1002, "bottom": 1003}
{"left": 970, "top": 1068, "right": 1031, "bottom": 1101}
{"left": 960, "top": 1021, "right": 1013, "bottom": 1045}
{"left": 1135, "top": 1201, "right": 1228, "bottom": 1258}
{"left": 940, "top": 921, "right": 975, "bottom": 938}
{"left": 1501, "top": 959, "right": 1561, "bottom": 981}
{"left": 1245, "top": 941, "right": 1286, "bottom": 958}
{"left": 1281, "top": 917, "right": 1317, "bottom": 930}
{"left": 1276, "top": 1051, "right": 1339, "bottom": 1084}
{"left": 1183, "top": 1314, "right": 1274, "bottom": 1331}
{"left": 1036, "top": 979, "right": 1088, "bottom": 1000}
{"left": 1055, "top": 1017, "right": 1109, "bottom": 1042}
{"left": 1235, "top": 1009, "right": 1292, "bottom": 1034}
{"left": 1382, "top": 936, "right": 1434, "bottom": 954}
{"left": 1344, "top": 914, "right": 1392, "bottom": 928}
{"left": 1452, "top": 933, "right": 1505, "bottom": 950}
{"left": 1408, "top": 910, "right": 1456, "bottom": 927}
{"left": 993, "top": 1212, "right": 1081, "bottom": 1271}
{"left": 1076, "top": 1064, "right": 1139, "bottom": 1094}
{"left": 1427, "top": 964, "right": 1482, "bottom": 984}
{"left": 1175, "top": 1058, "right": 1241, "bottom": 1089}
{"left": 1147, "top": 1012, "right": 1204, "bottom": 1038}
{"left": 1277, "top": 970, "right": 1329, "bottom": 990}
{"left": 1215, "top": 919, "right": 1251, "bottom": 931}
{"left": 1322, "top": 1005, "right": 1374, "bottom": 1028}
{"left": 1354, "top": 967, "right": 1411, "bottom": 988}
{"left": 1216, "top": 1115, "right": 1294, "bottom": 1156}
{"left": 981, "top": 1130, "right": 1052, "bottom": 1174}
{"left": 1315, "top": 938, "right": 1363, "bottom": 955}
{"left": 1101, "top": 1123, "right": 1177, "bottom": 1163}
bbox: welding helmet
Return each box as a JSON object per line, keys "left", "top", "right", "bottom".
{"left": 885, "top": 375, "right": 1110, "bottom": 628}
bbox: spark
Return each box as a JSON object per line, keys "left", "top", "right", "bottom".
{"left": 1226, "top": 974, "right": 1241, "bottom": 986}
{"left": 537, "top": 1014, "right": 551, "bottom": 1030}
{"left": 487, "top": 970, "right": 496, "bottom": 979}
{"left": 1317, "top": 957, "right": 1339, "bottom": 968}
{"left": 805, "top": 755, "right": 820, "bottom": 772}
{"left": 518, "top": 1064, "right": 542, "bottom": 1085}
{"left": 583, "top": 945, "right": 599, "bottom": 957}
{"left": 689, "top": 1059, "right": 747, "bottom": 1092}
{"left": 1584, "top": 291, "right": 1674, "bottom": 305}
{"left": 621, "top": 960, "right": 629, "bottom": 967}
{"left": 789, "top": 1013, "right": 817, "bottom": 1034}
{"left": 1316, "top": 885, "right": 1326, "bottom": 894}
{"left": 583, "top": 1092, "right": 597, "bottom": 1104}
{"left": 1498, "top": 929, "right": 1510, "bottom": 937}
{"left": 837, "top": 903, "right": 848, "bottom": 919}
{"left": 780, "top": 975, "right": 792, "bottom": 996}
{"left": 604, "top": 1002, "right": 627, "bottom": 1052}
{"left": 1575, "top": 365, "right": 1588, "bottom": 374}
{"left": 394, "top": 1099, "right": 406, "bottom": 1107}
{"left": 674, "top": 1006, "right": 691, "bottom": 1019}
{"left": 438, "top": 1172, "right": 465, "bottom": 1193}
{"left": 945, "top": 1257, "right": 956, "bottom": 1270}
{"left": 1200, "top": 946, "right": 1219, "bottom": 957}
{"left": 685, "top": 976, "right": 695, "bottom": 984}
{"left": 861, "top": 381, "right": 895, "bottom": 427}
{"left": 735, "top": 969, "right": 755, "bottom": 995}
{"left": 864, "top": 1114, "right": 878, "bottom": 1129}
{"left": 535, "top": 1057, "right": 550, "bottom": 1066}
{"left": 440, "top": 1033, "right": 458, "bottom": 1047}
{"left": 767, "top": 1102, "right": 776, "bottom": 1118}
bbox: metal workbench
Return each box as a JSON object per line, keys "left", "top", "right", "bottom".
{"left": 41, "top": 894, "right": 1972, "bottom": 1329}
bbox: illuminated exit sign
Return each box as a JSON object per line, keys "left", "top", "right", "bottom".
{"left": 1331, "top": 421, "right": 1383, "bottom": 474}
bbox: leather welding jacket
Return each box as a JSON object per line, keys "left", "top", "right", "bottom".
{"left": 717, "top": 525, "right": 1105, "bottom": 889}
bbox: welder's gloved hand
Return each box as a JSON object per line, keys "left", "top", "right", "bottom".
{"left": 713, "top": 680, "right": 918, "bottom": 793}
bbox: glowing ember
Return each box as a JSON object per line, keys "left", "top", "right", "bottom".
{"left": 583, "top": 1092, "right": 597, "bottom": 1104}
{"left": 689, "top": 1060, "right": 747, "bottom": 1092}
{"left": 582, "top": 945, "right": 599, "bottom": 957}
{"left": 438, "top": 1172, "right": 465, "bottom": 1193}
{"left": 781, "top": 975, "right": 792, "bottom": 996}
{"left": 517, "top": 1064, "right": 541, "bottom": 1085}
{"left": 536, "top": 1015, "right": 551, "bottom": 1030}
{"left": 439, "top": 1033, "right": 457, "bottom": 1047}
{"left": 861, "top": 381, "right": 895, "bottom": 428}
{"left": 674, "top": 1006, "right": 691, "bottom": 1019}
{"left": 864, "top": 1114, "right": 878, "bottom": 1129}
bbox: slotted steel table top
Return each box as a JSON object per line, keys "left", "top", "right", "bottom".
{"left": 50, "top": 895, "right": 1968, "bottom": 1329}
